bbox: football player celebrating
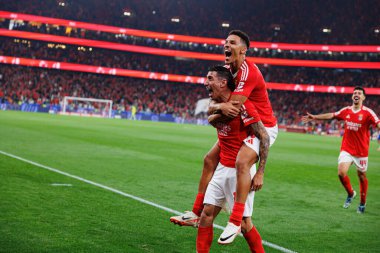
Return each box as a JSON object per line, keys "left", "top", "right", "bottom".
{"left": 302, "top": 87, "right": 380, "bottom": 213}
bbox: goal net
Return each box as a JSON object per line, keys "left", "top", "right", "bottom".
{"left": 61, "top": 96, "right": 113, "bottom": 118}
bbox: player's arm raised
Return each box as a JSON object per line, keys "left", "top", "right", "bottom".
{"left": 250, "top": 120, "right": 270, "bottom": 191}
{"left": 207, "top": 94, "right": 247, "bottom": 117}
{"left": 302, "top": 112, "right": 334, "bottom": 123}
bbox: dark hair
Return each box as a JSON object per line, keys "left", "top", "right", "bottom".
{"left": 228, "top": 30, "right": 250, "bottom": 49}
{"left": 209, "top": 65, "right": 235, "bottom": 91}
{"left": 354, "top": 86, "right": 366, "bottom": 96}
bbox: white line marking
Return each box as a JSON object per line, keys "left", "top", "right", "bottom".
{"left": 51, "top": 183, "right": 72, "bottom": 186}
{"left": 0, "top": 150, "right": 297, "bottom": 253}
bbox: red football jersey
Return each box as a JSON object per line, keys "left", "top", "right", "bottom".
{"left": 228, "top": 60, "right": 277, "bottom": 127}
{"left": 334, "top": 106, "right": 380, "bottom": 157}
{"left": 217, "top": 102, "right": 260, "bottom": 167}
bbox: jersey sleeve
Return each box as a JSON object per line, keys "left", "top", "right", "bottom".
{"left": 334, "top": 107, "right": 347, "bottom": 120}
{"left": 241, "top": 100, "right": 261, "bottom": 127}
{"left": 367, "top": 108, "right": 380, "bottom": 126}
{"left": 232, "top": 65, "right": 258, "bottom": 98}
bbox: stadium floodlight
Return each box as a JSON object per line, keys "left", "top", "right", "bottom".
{"left": 171, "top": 17, "right": 180, "bottom": 23}
{"left": 62, "top": 96, "right": 113, "bottom": 118}
{"left": 322, "top": 28, "right": 331, "bottom": 33}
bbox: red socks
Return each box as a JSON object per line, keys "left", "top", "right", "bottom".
{"left": 192, "top": 193, "right": 205, "bottom": 217}
{"left": 196, "top": 226, "right": 213, "bottom": 253}
{"left": 339, "top": 175, "right": 354, "bottom": 196}
{"left": 244, "top": 225, "right": 264, "bottom": 253}
{"left": 359, "top": 178, "right": 368, "bottom": 205}
{"left": 229, "top": 202, "right": 245, "bottom": 226}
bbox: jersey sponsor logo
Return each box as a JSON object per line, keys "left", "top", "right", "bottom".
{"left": 216, "top": 123, "right": 232, "bottom": 136}
{"left": 345, "top": 121, "right": 362, "bottom": 131}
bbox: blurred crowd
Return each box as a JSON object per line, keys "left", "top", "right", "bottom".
{"left": 1, "top": 66, "right": 379, "bottom": 126}
{"left": 0, "top": 0, "right": 379, "bottom": 127}
{"left": 1, "top": 19, "right": 379, "bottom": 62}
{"left": 1, "top": 0, "right": 378, "bottom": 44}
{"left": 0, "top": 66, "right": 206, "bottom": 119}
{"left": 1, "top": 38, "right": 379, "bottom": 88}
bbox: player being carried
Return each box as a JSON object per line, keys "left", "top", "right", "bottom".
{"left": 196, "top": 65, "right": 266, "bottom": 252}
{"left": 171, "top": 30, "right": 277, "bottom": 244}
{"left": 302, "top": 87, "right": 380, "bottom": 213}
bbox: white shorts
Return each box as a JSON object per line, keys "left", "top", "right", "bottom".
{"left": 243, "top": 125, "right": 278, "bottom": 156}
{"left": 204, "top": 163, "right": 256, "bottom": 217}
{"left": 338, "top": 151, "right": 368, "bottom": 172}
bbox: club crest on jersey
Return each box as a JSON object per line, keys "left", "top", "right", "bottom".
{"left": 346, "top": 115, "right": 350, "bottom": 119}
{"left": 358, "top": 114, "right": 363, "bottom": 121}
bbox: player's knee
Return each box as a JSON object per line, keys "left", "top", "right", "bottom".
{"left": 357, "top": 172, "right": 366, "bottom": 181}
{"left": 235, "top": 159, "right": 251, "bottom": 174}
{"left": 200, "top": 206, "right": 214, "bottom": 224}
{"left": 338, "top": 170, "right": 347, "bottom": 177}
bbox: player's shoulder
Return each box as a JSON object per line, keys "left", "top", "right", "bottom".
{"left": 336, "top": 106, "right": 351, "bottom": 114}
{"left": 362, "top": 106, "right": 379, "bottom": 118}
{"left": 243, "top": 60, "right": 260, "bottom": 72}
{"left": 240, "top": 60, "right": 261, "bottom": 81}
{"left": 362, "top": 106, "right": 376, "bottom": 114}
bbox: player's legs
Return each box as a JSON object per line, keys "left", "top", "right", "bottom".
{"left": 170, "top": 142, "right": 220, "bottom": 226}
{"left": 338, "top": 151, "right": 355, "bottom": 195}
{"left": 241, "top": 217, "right": 264, "bottom": 253}
{"left": 357, "top": 170, "right": 368, "bottom": 213}
{"left": 338, "top": 162, "right": 356, "bottom": 207}
{"left": 197, "top": 204, "right": 221, "bottom": 253}
{"left": 197, "top": 174, "right": 223, "bottom": 253}
{"left": 193, "top": 142, "right": 220, "bottom": 215}
{"left": 230, "top": 144, "right": 258, "bottom": 226}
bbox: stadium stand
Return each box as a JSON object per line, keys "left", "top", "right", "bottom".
{"left": 0, "top": 0, "right": 379, "bottom": 129}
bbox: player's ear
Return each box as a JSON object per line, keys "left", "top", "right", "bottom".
{"left": 241, "top": 46, "right": 247, "bottom": 55}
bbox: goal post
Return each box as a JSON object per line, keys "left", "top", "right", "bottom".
{"left": 62, "top": 96, "right": 113, "bottom": 118}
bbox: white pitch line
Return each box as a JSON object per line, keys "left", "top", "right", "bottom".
{"left": 0, "top": 150, "right": 297, "bottom": 253}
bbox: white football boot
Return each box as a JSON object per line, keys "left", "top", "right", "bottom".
{"left": 170, "top": 211, "right": 199, "bottom": 227}
{"left": 218, "top": 222, "right": 241, "bottom": 244}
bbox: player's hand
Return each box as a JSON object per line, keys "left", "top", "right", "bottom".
{"left": 220, "top": 101, "right": 241, "bottom": 118}
{"left": 301, "top": 112, "right": 315, "bottom": 123}
{"left": 251, "top": 171, "right": 264, "bottom": 191}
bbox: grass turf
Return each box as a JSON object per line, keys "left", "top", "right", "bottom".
{"left": 0, "top": 110, "right": 379, "bottom": 252}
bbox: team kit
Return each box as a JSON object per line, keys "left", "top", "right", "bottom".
{"left": 168, "top": 30, "right": 380, "bottom": 253}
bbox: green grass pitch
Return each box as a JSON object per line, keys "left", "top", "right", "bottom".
{"left": 1, "top": 110, "right": 379, "bottom": 253}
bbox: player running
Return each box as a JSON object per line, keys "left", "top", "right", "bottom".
{"left": 197, "top": 66, "right": 265, "bottom": 253}
{"left": 170, "top": 30, "right": 277, "bottom": 244}
{"left": 302, "top": 87, "right": 380, "bottom": 213}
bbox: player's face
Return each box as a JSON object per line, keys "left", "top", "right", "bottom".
{"left": 224, "top": 35, "right": 246, "bottom": 64}
{"left": 204, "top": 71, "right": 223, "bottom": 101}
{"left": 352, "top": 89, "right": 365, "bottom": 105}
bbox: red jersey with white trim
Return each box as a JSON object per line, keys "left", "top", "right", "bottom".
{"left": 227, "top": 60, "right": 277, "bottom": 127}
{"left": 334, "top": 106, "right": 380, "bottom": 157}
{"left": 216, "top": 102, "right": 260, "bottom": 167}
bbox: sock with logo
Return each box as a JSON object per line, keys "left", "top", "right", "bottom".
{"left": 339, "top": 175, "right": 354, "bottom": 196}
{"left": 359, "top": 177, "right": 368, "bottom": 205}
{"left": 196, "top": 225, "right": 213, "bottom": 253}
{"left": 192, "top": 193, "right": 205, "bottom": 217}
{"left": 244, "top": 225, "right": 264, "bottom": 253}
{"left": 229, "top": 202, "right": 245, "bottom": 226}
